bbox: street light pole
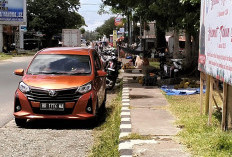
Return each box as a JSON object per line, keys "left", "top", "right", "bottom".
{"left": 127, "top": 12, "right": 130, "bottom": 47}
{"left": 140, "top": 16, "right": 142, "bottom": 51}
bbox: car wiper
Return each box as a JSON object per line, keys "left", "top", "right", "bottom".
{"left": 69, "top": 72, "right": 90, "bottom": 75}
{"left": 29, "top": 72, "right": 67, "bottom": 75}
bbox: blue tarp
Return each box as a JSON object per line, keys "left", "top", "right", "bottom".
{"left": 161, "top": 85, "right": 206, "bottom": 96}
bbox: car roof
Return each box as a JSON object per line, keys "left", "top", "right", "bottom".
{"left": 38, "top": 47, "right": 94, "bottom": 55}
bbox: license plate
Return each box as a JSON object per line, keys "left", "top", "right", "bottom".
{"left": 40, "top": 103, "right": 64, "bottom": 111}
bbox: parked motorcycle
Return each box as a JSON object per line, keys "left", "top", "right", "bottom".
{"left": 162, "top": 59, "right": 183, "bottom": 78}
{"left": 170, "top": 59, "right": 183, "bottom": 78}
{"left": 100, "top": 48, "right": 121, "bottom": 90}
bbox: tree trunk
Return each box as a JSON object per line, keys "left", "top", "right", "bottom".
{"left": 127, "top": 13, "right": 130, "bottom": 46}
{"left": 173, "top": 29, "right": 179, "bottom": 59}
{"left": 184, "top": 31, "right": 192, "bottom": 70}
{"left": 156, "top": 25, "right": 166, "bottom": 52}
{"left": 45, "top": 35, "right": 53, "bottom": 48}
{"left": 192, "top": 32, "right": 199, "bottom": 67}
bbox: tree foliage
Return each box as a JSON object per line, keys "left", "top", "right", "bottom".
{"left": 103, "top": 0, "right": 200, "bottom": 33}
{"left": 95, "top": 17, "right": 117, "bottom": 38}
{"left": 82, "top": 31, "right": 101, "bottom": 41}
{"left": 103, "top": 0, "right": 201, "bottom": 69}
{"left": 27, "top": 0, "right": 85, "bottom": 41}
{"left": 80, "top": 28, "right": 86, "bottom": 34}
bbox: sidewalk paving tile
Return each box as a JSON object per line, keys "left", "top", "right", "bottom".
{"left": 119, "top": 76, "right": 190, "bottom": 157}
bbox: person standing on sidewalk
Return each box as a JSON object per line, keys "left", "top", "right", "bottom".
{"left": 142, "top": 58, "right": 157, "bottom": 86}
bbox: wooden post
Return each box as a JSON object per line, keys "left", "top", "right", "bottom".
{"left": 222, "top": 82, "right": 228, "bottom": 131}
{"left": 214, "top": 80, "right": 223, "bottom": 102}
{"left": 208, "top": 76, "right": 214, "bottom": 125}
{"left": 205, "top": 75, "right": 210, "bottom": 115}
{"left": 200, "top": 72, "right": 204, "bottom": 115}
{"left": 227, "top": 85, "right": 232, "bottom": 130}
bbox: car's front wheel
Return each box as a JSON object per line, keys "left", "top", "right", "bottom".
{"left": 100, "top": 90, "right": 107, "bottom": 112}
{"left": 15, "top": 118, "right": 27, "bottom": 127}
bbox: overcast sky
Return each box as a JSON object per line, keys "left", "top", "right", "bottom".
{"left": 79, "top": 0, "right": 115, "bottom": 31}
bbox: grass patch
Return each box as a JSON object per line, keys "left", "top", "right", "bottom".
{"left": 120, "top": 133, "right": 152, "bottom": 141}
{"left": 0, "top": 51, "right": 37, "bottom": 61}
{"left": 166, "top": 94, "right": 232, "bottom": 157}
{"left": 90, "top": 87, "right": 122, "bottom": 157}
{"left": 0, "top": 53, "right": 12, "bottom": 60}
{"left": 150, "top": 61, "right": 160, "bottom": 69}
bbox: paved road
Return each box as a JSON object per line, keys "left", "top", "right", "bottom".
{"left": 0, "top": 56, "right": 33, "bottom": 127}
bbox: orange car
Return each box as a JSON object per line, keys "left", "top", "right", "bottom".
{"left": 13, "top": 47, "right": 107, "bottom": 127}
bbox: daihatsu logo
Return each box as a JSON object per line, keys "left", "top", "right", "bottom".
{"left": 48, "top": 90, "right": 57, "bottom": 97}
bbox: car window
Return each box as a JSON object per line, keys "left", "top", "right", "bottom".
{"left": 27, "top": 54, "right": 92, "bottom": 75}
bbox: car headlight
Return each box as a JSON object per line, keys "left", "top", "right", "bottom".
{"left": 19, "top": 82, "right": 30, "bottom": 93}
{"left": 76, "top": 82, "right": 92, "bottom": 94}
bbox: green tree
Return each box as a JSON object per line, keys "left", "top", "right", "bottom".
{"left": 83, "top": 31, "right": 100, "bottom": 41}
{"left": 95, "top": 17, "right": 117, "bottom": 38}
{"left": 80, "top": 28, "right": 86, "bottom": 34}
{"left": 103, "top": 0, "right": 200, "bottom": 71}
{"left": 27, "top": 0, "right": 85, "bottom": 46}
{"left": 181, "top": 0, "right": 200, "bottom": 69}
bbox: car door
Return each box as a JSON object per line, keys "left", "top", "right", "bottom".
{"left": 92, "top": 51, "right": 106, "bottom": 105}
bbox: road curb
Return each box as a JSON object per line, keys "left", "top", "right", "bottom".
{"left": 119, "top": 78, "right": 132, "bottom": 157}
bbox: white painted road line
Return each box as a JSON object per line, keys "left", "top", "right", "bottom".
{"left": 122, "top": 103, "right": 130, "bottom": 106}
{"left": 122, "top": 91, "right": 129, "bottom": 94}
{"left": 122, "top": 95, "right": 129, "bottom": 97}
{"left": 119, "top": 141, "right": 133, "bottom": 150}
{"left": 119, "top": 140, "right": 158, "bottom": 150}
{"left": 120, "top": 124, "right": 132, "bottom": 129}
{"left": 121, "top": 107, "right": 129, "bottom": 111}
{"left": 120, "top": 79, "right": 132, "bottom": 157}
{"left": 121, "top": 112, "right": 130, "bottom": 116}
{"left": 119, "top": 132, "right": 130, "bottom": 138}
{"left": 121, "top": 118, "right": 131, "bottom": 121}
{"left": 123, "top": 87, "right": 130, "bottom": 90}
{"left": 122, "top": 93, "right": 129, "bottom": 96}
{"left": 122, "top": 99, "right": 130, "bottom": 102}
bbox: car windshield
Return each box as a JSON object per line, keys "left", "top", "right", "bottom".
{"left": 27, "top": 54, "right": 91, "bottom": 75}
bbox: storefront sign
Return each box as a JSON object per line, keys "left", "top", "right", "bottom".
{"left": 113, "top": 30, "right": 117, "bottom": 47}
{"left": 0, "top": 0, "right": 26, "bottom": 25}
{"left": 115, "top": 17, "right": 123, "bottom": 27}
{"left": 199, "top": 0, "right": 232, "bottom": 85}
{"left": 20, "top": 25, "right": 27, "bottom": 32}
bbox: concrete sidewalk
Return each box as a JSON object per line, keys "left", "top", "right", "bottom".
{"left": 119, "top": 77, "right": 191, "bottom": 157}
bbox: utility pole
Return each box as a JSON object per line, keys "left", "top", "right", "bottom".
{"left": 127, "top": 12, "right": 130, "bottom": 47}
{"left": 139, "top": 16, "right": 142, "bottom": 51}
{"left": 0, "top": 25, "right": 3, "bottom": 52}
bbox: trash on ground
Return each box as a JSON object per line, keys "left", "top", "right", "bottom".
{"left": 161, "top": 85, "right": 206, "bottom": 96}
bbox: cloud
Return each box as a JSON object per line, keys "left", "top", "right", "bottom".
{"left": 79, "top": 0, "right": 115, "bottom": 31}
{"left": 85, "top": 21, "right": 104, "bottom": 31}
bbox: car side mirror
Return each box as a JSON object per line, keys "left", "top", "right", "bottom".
{"left": 97, "top": 70, "right": 107, "bottom": 77}
{"left": 14, "top": 69, "right": 24, "bottom": 76}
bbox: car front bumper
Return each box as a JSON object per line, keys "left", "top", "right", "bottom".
{"left": 14, "top": 89, "right": 97, "bottom": 120}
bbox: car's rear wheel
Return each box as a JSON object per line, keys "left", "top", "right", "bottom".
{"left": 90, "top": 100, "right": 100, "bottom": 127}
{"left": 15, "top": 118, "right": 27, "bottom": 127}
